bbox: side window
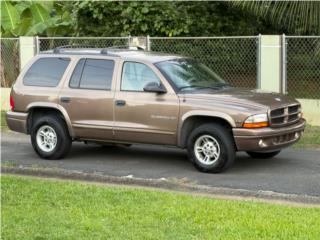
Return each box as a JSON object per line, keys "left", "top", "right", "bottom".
{"left": 69, "top": 59, "right": 114, "bottom": 90}
{"left": 69, "top": 59, "right": 85, "bottom": 88}
{"left": 121, "top": 62, "right": 161, "bottom": 91}
{"left": 23, "top": 57, "right": 70, "bottom": 87}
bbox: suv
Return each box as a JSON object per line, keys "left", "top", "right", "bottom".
{"left": 6, "top": 47, "right": 306, "bottom": 173}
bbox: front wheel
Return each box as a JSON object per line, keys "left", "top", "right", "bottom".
{"left": 246, "top": 150, "right": 281, "bottom": 159}
{"left": 187, "top": 123, "right": 235, "bottom": 173}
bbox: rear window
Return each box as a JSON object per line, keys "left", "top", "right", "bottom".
{"left": 69, "top": 59, "right": 114, "bottom": 90}
{"left": 23, "top": 57, "right": 70, "bottom": 87}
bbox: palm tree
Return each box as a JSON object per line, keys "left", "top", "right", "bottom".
{"left": 231, "top": 1, "right": 320, "bottom": 35}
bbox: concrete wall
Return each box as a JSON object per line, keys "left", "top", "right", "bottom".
{"left": 297, "top": 99, "right": 320, "bottom": 126}
{"left": 19, "top": 37, "right": 37, "bottom": 71}
{"left": 260, "top": 35, "right": 282, "bottom": 92}
{"left": 1, "top": 88, "right": 11, "bottom": 111}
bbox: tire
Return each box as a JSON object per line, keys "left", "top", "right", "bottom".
{"left": 187, "top": 123, "right": 235, "bottom": 173}
{"left": 31, "top": 114, "right": 71, "bottom": 160}
{"left": 246, "top": 150, "right": 281, "bottom": 159}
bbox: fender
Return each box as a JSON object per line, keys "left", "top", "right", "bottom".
{"left": 178, "top": 110, "right": 236, "bottom": 147}
{"left": 26, "top": 102, "right": 75, "bottom": 137}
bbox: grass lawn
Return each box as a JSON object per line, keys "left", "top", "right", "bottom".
{"left": 1, "top": 111, "right": 8, "bottom": 130}
{"left": 2, "top": 175, "right": 320, "bottom": 240}
{"left": 294, "top": 124, "right": 320, "bottom": 148}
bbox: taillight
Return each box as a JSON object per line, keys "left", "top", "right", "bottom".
{"left": 10, "top": 95, "right": 15, "bottom": 111}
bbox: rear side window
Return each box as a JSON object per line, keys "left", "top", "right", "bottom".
{"left": 69, "top": 59, "right": 85, "bottom": 88}
{"left": 69, "top": 59, "right": 114, "bottom": 90}
{"left": 23, "top": 57, "right": 70, "bottom": 87}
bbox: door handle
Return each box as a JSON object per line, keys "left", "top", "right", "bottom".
{"left": 115, "top": 100, "right": 126, "bottom": 107}
{"left": 60, "top": 97, "right": 71, "bottom": 103}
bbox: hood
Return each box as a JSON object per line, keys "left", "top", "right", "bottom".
{"left": 179, "top": 88, "right": 299, "bottom": 110}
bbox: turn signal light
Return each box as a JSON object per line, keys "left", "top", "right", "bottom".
{"left": 243, "top": 122, "right": 269, "bottom": 128}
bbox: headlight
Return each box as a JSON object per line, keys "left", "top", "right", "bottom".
{"left": 243, "top": 113, "right": 269, "bottom": 128}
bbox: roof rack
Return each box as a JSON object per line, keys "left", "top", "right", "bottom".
{"left": 53, "top": 44, "right": 97, "bottom": 53}
{"left": 100, "top": 45, "right": 145, "bottom": 55}
{"left": 51, "top": 44, "right": 146, "bottom": 56}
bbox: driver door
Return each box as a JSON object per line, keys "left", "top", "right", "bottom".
{"left": 114, "top": 61, "right": 179, "bottom": 145}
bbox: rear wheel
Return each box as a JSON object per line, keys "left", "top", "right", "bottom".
{"left": 187, "top": 123, "right": 235, "bottom": 173}
{"left": 31, "top": 114, "right": 71, "bottom": 159}
{"left": 246, "top": 150, "right": 281, "bottom": 159}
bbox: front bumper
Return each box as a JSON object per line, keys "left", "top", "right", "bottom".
{"left": 6, "top": 111, "right": 28, "bottom": 134}
{"left": 233, "top": 118, "right": 306, "bottom": 151}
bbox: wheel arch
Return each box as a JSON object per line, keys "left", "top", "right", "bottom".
{"left": 26, "top": 103, "right": 74, "bottom": 137}
{"left": 178, "top": 112, "right": 235, "bottom": 148}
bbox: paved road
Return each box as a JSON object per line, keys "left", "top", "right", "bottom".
{"left": 2, "top": 132, "right": 320, "bottom": 197}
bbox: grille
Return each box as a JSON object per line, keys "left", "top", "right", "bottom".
{"left": 272, "top": 132, "right": 297, "bottom": 144}
{"left": 270, "top": 104, "right": 301, "bottom": 127}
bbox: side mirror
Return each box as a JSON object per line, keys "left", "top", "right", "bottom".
{"left": 143, "top": 82, "right": 167, "bottom": 94}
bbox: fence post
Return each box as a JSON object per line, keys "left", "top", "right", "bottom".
{"left": 127, "top": 35, "right": 131, "bottom": 47}
{"left": 259, "top": 35, "right": 282, "bottom": 93}
{"left": 281, "top": 34, "right": 287, "bottom": 94}
{"left": 19, "top": 36, "right": 37, "bottom": 71}
{"left": 34, "top": 36, "right": 40, "bottom": 54}
{"left": 146, "top": 35, "right": 151, "bottom": 51}
{"left": 256, "top": 34, "right": 261, "bottom": 89}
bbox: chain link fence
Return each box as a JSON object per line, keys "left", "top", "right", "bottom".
{"left": 150, "top": 37, "right": 258, "bottom": 89}
{"left": 38, "top": 37, "right": 130, "bottom": 52}
{"left": 286, "top": 36, "right": 320, "bottom": 99}
{"left": 39, "top": 36, "right": 259, "bottom": 89}
{"left": 1, "top": 35, "right": 320, "bottom": 99}
{"left": 0, "top": 38, "right": 20, "bottom": 88}
{"left": 1, "top": 35, "right": 319, "bottom": 140}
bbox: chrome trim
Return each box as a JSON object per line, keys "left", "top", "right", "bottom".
{"left": 268, "top": 103, "right": 301, "bottom": 127}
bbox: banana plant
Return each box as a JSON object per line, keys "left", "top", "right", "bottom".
{"left": 1, "top": 1, "right": 72, "bottom": 37}
{"left": 0, "top": 1, "right": 72, "bottom": 87}
{"left": 1, "top": 1, "right": 20, "bottom": 36}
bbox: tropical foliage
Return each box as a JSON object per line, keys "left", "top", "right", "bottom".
{"left": 232, "top": 1, "right": 320, "bottom": 35}
{"left": 2, "top": 1, "right": 320, "bottom": 37}
{"left": 1, "top": 1, "right": 72, "bottom": 37}
{"left": 72, "top": 1, "right": 269, "bottom": 37}
{"left": 0, "top": 1, "right": 73, "bottom": 87}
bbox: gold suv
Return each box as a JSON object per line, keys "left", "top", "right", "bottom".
{"left": 6, "top": 47, "right": 306, "bottom": 173}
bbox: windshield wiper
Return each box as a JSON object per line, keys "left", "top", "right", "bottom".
{"left": 211, "top": 83, "right": 230, "bottom": 88}
{"left": 178, "top": 83, "right": 230, "bottom": 91}
{"left": 178, "top": 85, "right": 205, "bottom": 91}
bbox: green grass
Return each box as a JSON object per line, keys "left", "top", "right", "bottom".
{"left": 2, "top": 175, "right": 320, "bottom": 240}
{"left": 294, "top": 124, "right": 320, "bottom": 148}
{"left": 1, "top": 111, "right": 8, "bottom": 130}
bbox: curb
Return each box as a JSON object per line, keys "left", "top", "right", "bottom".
{"left": 2, "top": 166, "right": 320, "bottom": 206}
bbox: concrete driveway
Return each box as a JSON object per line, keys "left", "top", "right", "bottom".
{"left": 2, "top": 131, "right": 320, "bottom": 197}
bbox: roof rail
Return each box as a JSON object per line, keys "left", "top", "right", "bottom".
{"left": 53, "top": 44, "right": 97, "bottom": 53}
{"left": 100, "top": 45, "right": 145, "bottom": 55}
{"left": 51, "top": 44, "right": 146, "bottom": 55}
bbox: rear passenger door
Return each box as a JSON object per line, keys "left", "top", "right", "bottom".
{"left": 59, "top": 57, "right": 117, "bottom": 140}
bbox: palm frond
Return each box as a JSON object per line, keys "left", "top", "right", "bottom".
{"left": 231, "top": 1, "right": 320, "bottom": 34}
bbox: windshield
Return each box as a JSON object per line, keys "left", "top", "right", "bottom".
{"left": 155, "top": 58, "right": 228, "bottom": 91}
